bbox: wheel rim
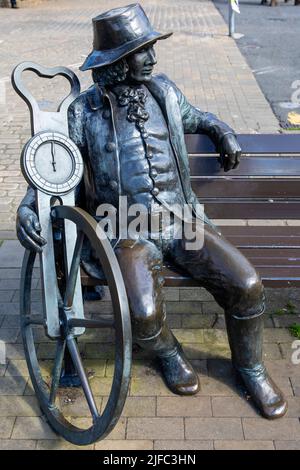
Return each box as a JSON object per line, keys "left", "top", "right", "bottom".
{"left": 20, "top": 206, "right": 132, "bottom": 445}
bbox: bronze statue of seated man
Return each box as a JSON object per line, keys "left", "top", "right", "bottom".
{"left": 16, "top": 3, "right": 287, "bottom": 419}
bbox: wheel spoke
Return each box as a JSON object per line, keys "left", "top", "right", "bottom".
{"left": 49, "top": 339, "right": 66, "bottom": 406}
{"left": 68, "top": 317, "right": 115, "bottom": 329}
{"left": 64, "top": 231, "right": 84, "bottom": 308}
{"left": 22, "top": 315, "right": 45, "bottom": 326}
{"left": 66, "top": 336, "right": 99, "bottom": 420}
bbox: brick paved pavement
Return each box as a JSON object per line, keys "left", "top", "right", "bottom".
{"left": 0, "top": 0, "right": 299, "bottom": 451}
{"left": 0, "top": 240, "right": 299, "bottom": 450}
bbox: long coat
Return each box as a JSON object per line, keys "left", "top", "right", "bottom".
{"left": 67, "top": 73, "right": 234, "bottom": 224}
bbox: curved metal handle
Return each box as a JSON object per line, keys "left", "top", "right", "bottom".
{"left": 11, "top": 61, "right": 80, "bottom": 117}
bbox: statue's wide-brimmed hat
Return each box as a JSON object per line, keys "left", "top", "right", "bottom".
{"left": 80, "top": 3, "right": 172, "bottom": 71}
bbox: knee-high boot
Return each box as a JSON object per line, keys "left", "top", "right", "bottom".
{"left": 225, "top": 313, "right": 287, "bottom": 419}
{"left": 136, "top": 323, "right": 200, "bottom": 396}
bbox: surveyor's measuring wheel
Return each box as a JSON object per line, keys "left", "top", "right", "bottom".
{"left": 20, "top": 206, "right": 132, "bottom": 445}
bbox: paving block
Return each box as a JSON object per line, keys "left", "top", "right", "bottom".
{"left": 0, "top": 241, "right": 24, "bottom": 268}
{"left": 81, "top": 359, "right": 106, "bottom": 378}
{"left": 130, "top": 376, "right": 174, "bottom": 397}
{"left": 273, "top": 315, "right": 300, "bottom": 328}
{"left": 0, "top": 303, "right": 20, "bottom": 315}
{"left": 166, "top": 301, "right": 203, "bottom": 315}
{"left": 264, "top": 329, "right": 293, "bottom": 343}
{"left": 157, "top": 396, "right": 212, "bottom": 417}
{"left": 263, "top": 343, "right": 282, "bottom": 360}
{"left": 172, "top": 328, "right": 204, "bottom": 343}
{"left": 59, "top": 392, "right": 102, "bottom": 418}
{"left": 95, "top": 440, "right": 153, "bottom": 450}
{"left": 163, "top": 287, "right": 180, "bottom": 302}
{"left": 212, "top": 396, "right": 258, "bottom": 418}
{"left": 0, "top": 417, "right": 15, "bottom": 439}
{"left": 213, "top": 315, "right": 226, "bottom": 329}
{"left": 0, "top": 396, "right": 40, "bottom": 417}
{"left": 291, "top": 377, "right": 300, "bottom": 396}
{"left": 274, "top": 441, "right": 300, "bottom": 450}
{"left": 182, "top": 342, "right": 231, "bottom": 361}
{"left": 284, "top": 397, "right": 300, "bottom": 418}
{"left": 198, "top": 376, "right": 238, "bottom": 397}
{"left": 154, "top": 440, "right": 213, "bottom": 450}
{"left": 214, "top": 440, "right": 275, "bottom": 450}
{"left": 36, "top": 440, "right": 94, "bottom": 450}
{"left": 106, "top": 358, "right": 158, "bottom": 379}
{"left": 103, "top": 397, "right": 156, "bottom": 417}
{"left": 0, "top": 439, "right": 36, "bottom": 450}
{"left": 203, "top": 329, "right": 229, "bottom": 345}
{"left": 89, "top": 377, "right": 115, "bottom": 397}
{"left": 279, "top": 342, "right": 295, "bottom": 360}
{"left": 165, "top": 314, "right": 182, "bottom": 328}
{"left": 202, "top": 302, "right": 224, "bottom": 315}
{"left": 5, "top": 343, "right": 25, "bottom": 360}
{"left": 12, "top": 417, "right": 58, "bottom": 440}
{"left": 85, "top": 343, "right": 114, "bottom": 359}
{"left": 127, "top": 417, "right": 184, "bottom": 440}
{"left": 0, "top": 328, "right": 20, "bottom": 343}
{"left": 0, "top": 269, "right": 21, "bottom": 280}
{"left": 179, "top": 288, "right": 214, "bottom": 302}
{"left": 264, "top": 359, "right": 300, "bottom": 378}
{"left": 0, "top": 291, "right": 14, "bottom": 302}
{"left": 0, "top": 376, "right": 27, "bottom": 395}
{"left": 182, "top": 313, "right": 217, "bottom": 329}
{"left": 1, "top": 315, "right": 21, "bottom": 328}
{"left": 243, "top": 418, "right": 300, "bottom": 441}
{"left": 185, "top": 417, "right": 243, "bottom": 440}
{"left": 0, "top": 364, "right": 7, "bottom": 377}
{"left": 77, "top": 328, "right": 114, "bottom": 343}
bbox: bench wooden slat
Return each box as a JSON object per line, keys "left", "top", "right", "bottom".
{"left": 163, "top": 265, "right": 300, "bottom": 288}
{"left": 189, "top": 155, "right": 300, "bottom": 177}
{"left": 203, "top": 201, "right": 300, "bottom": 219}
{"left": 221, "top": 226, "right": 300, "bottom": 236}
{"left": 225, "top": 227, "right": 300, "bottom": 248}
{"left": 185, "top": 134, "right": 300, "bottom": 155}
{"left": 191, "top": 179, "right": 300, "bottom": 199}
{"left": 241, "top": 247, "right": 300, "bottom": 258}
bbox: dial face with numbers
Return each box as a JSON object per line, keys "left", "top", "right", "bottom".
{"left": 21, "top": 131, "right": 84, "bottom": 195}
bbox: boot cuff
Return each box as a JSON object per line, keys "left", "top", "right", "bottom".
{"left": 235, "top": 363, "right": 267, "bottom": 378}
{"left": 232, "top": 302, "right": 265, "bottom": 320}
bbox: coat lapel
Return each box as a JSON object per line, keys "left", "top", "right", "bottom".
{"left": 147, "top": 75, "right": 192, "bottom": 200}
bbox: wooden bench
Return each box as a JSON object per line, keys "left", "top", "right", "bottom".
{"left": 82, "top": 133, "right": 300, "bottom": 290}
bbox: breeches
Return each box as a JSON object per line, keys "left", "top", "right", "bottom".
{"left": 114, "top": 223, "right": 265, "bottom": 340}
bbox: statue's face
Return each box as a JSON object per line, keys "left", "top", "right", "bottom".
{"left": 126, "top": 43, "right": 157, "bottom": 82}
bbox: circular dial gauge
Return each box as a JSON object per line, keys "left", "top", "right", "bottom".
{"left": 21, "top": 131, "right": 84, "bottom": 195}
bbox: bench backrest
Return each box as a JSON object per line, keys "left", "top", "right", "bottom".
{"left": 185, "top": 134, "right": 300, "bottom": 219}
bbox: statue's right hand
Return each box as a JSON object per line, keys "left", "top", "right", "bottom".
{"left": 16, "top": 206, "right": 47, "bottom": 253}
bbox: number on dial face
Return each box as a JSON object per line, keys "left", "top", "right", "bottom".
{"left": 22, "top": 131, "right": 83, "bottom": 195}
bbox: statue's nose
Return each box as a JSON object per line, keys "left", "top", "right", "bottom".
{"left": 146, "top": 48, "right": 157, "bottom": 66}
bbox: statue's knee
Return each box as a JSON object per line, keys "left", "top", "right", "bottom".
{"left": 230, "top": 271, "right": 265, "bottom": 319}
{"left": 131, "top": 300, "right": 165, "bottom": 340}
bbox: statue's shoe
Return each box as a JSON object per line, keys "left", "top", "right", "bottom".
{"left": 236, "top": 365, "right": 288, "bottom": 419}
{"left": 157, "top": 347, "right": 200, "bottom": 396}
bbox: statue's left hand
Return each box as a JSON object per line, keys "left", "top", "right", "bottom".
{"left": 218, "top": 134, "right": 242, "bottom": 172}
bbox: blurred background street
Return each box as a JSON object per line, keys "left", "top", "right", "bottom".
{"left": 214, "top": 0, "right": 300, "bottom": 127}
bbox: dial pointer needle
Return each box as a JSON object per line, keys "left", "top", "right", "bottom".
{"left": 51, "top": 142, "right": 56, "bottom": 172}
